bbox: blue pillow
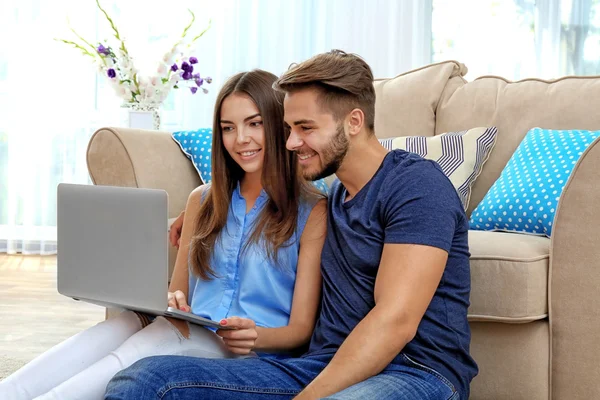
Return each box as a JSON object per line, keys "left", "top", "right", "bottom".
{"left": 469, "top": 128, "right": 600, "bottom": 236}
{"left": 172, "top": 128, "right": 213, "bottom": 183}
{"left": 172, "top": 128, "right": 329, "bottom": 194}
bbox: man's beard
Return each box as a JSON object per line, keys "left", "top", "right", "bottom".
{"left": 304, "top": 123, "right": 349, "bottom": 181}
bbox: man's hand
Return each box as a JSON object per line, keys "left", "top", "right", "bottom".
{"left": 216, "top": 317, "right": 258, "bottom": 355}
{"left": 167, "top": 290, "right": 190, "bottom": 312}
{"left": 169, "top": 210, "right": 185, "bottom": 248}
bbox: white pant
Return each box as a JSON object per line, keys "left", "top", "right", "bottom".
{"left": 0, "top": 311, "right": 238, "bottom": 400}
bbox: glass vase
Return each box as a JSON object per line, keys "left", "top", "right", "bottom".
{"left": 121, "top": 103, "right": 161, "bottom": 131}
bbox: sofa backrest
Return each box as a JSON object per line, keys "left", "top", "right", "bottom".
{"left": 373, "top": 60, "right": 467, "bottom": 139}
{"left": 436, "top": 73, "right": 600, "bottom": 216}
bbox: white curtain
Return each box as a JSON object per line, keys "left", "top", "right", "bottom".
{"left": 0, "top": 0, "right": 432, "bottom": 254}
{"left": 432, "top": 0, "right": 600, "bottom": 80}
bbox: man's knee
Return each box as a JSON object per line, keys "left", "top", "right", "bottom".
{"left": 105, "top": 357, "right": 162, "bottom": 398}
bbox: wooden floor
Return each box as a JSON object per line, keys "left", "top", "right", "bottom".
{"left": 0, "top": 254, "right": 105, "bottom": 362}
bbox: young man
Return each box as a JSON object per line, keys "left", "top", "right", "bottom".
{"left": 106, "top": 50, "right": 478, "bottom": 400}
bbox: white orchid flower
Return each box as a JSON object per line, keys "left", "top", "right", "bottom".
{"left": 138, "top": 76, "right": 149, "bottom": 87}
{"left": 149, "top": 76, "right": 161, "bottom": 88}
{"left": 162, "top": 51, "right": 175, "bottom": 65}
{"left": 169, "top": 71, "right": 182, "bottom": 82}
{"left": 157, "top": 63, "right": 168, "bottom": 76}
{"left": 117, "top": 86, "right": 132, "bottom": 101}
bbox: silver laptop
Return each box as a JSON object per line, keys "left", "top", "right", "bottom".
{"left": 56, "top": 183, "right": 231, "bottom": 330}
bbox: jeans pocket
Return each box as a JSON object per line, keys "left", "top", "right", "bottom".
{"left": 401, "top": 354, "right": 457, "bottom": 395}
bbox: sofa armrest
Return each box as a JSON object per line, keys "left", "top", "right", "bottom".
{"left": 550, "top": 136, "right": 600, "bottom": 399}
{"left": 86, "top": 127, "right": 202, "bottom": 218}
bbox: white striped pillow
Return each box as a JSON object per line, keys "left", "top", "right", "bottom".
{"left": 379, "top": 127, "right": 498, "bottom": 210}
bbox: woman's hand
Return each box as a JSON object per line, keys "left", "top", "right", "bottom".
{"left": 167, "top": 290, "right": 191, "bottom": 312}
{"left": 216, "top": 317, "right": 259, "bottom": 355}
{"left": 169, "top": 210, "right": 185, "bottom": 248}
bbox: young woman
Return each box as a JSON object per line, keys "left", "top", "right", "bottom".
{"left": 0, "top": 69, "right": 327, "bottom": 400}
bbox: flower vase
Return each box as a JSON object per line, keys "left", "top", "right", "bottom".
{"left": 122, "top": 103, "right": 161, "bottom": 131}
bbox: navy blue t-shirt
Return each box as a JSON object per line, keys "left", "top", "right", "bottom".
{"left": 306, "top": 149, "right": 478, "bottom": 399}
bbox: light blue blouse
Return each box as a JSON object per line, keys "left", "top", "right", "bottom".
{"left": 188, "top": 183, "right": 317, "bottom": 333}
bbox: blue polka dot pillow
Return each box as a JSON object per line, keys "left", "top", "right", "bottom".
{"left": 172, "top": 128, "right": 329, "bottom": 194}
{"left": 469, "top": 128, "right": 600, "bottom": 236}
{"left": 172, "top": 129, "right": 214, "bottom": 183}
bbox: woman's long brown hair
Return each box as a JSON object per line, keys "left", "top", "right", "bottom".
{"left": 189, "top": 69, "right": 321, "bottom": 280}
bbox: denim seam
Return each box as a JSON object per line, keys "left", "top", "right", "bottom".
{"left": 447, "top": 391, "right": 460, "bottom": 400}
{"left": 401, "top": 354, "right": 457, "bottom": 393}
{"left": 157, "top": 381, "right": 300, "bottom": 398}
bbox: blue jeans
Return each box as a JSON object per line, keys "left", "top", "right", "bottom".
{"left": 105, "top": 353, "right": 459, "bottom": 399}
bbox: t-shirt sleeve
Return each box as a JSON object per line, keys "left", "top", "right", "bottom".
{"left": 382, "top": 161, "right": 462, "bottom": 253}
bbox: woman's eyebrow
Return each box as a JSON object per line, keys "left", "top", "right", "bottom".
{"left": 243, "top": 113, "right": 261, "bottom": 122}
{"left": 220, "top": 113, "right": 261, "bottom": 124}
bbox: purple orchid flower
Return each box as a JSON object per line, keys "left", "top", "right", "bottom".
{"left": 181, "top": 61, "right": 191, "bottom": 72}
{"left": 189, "top": 57, "right": 198, "bottom": 64}
{"left": 195, "top": 78, "right": 204, "bottom": 87}
{"left": 107, "top": 68, "right": 116, "bottom": 78}
{"left": 190, "top": 87, "right": 198, "bottom": 94}
{"left": 205, "top": 76, "right": 212, "bottom": 84}
{"left": 182, "top": 71, "right": 192, "bottom": 80}
{"left": 170, "top": 63, "right": 178, "bottom": 72}
{"left": 97, "top": 44, "right": 110, "bottom": 56}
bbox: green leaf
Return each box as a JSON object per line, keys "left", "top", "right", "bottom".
{"left": 173, "top": 85, "right": 179, "bottom": 89}
{"left": 66, "top": 17, "right": 97, "bottom": 54}
{"left": 162, "top": 78, "right": 169, "bottom": 84}
{"left": 54, "top": 38, "right": 95, "bottom": 58}
{"left": 191, "top": 19, "right": 212, "bottom": 43}
{"left": 180, "top": 9, "right": 196, "bottom": 39}
{"left": 96, "top": 0, "right": 131, "bottom": 58}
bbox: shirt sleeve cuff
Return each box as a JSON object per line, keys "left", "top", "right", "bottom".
{"left": 384, "top": 233, "right": 452, "bottom": 253}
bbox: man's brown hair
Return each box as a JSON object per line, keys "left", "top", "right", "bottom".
{"left": 273, "top": 49, "right": 376, "bottom": 132}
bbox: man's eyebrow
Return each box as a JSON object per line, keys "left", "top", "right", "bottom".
{"left": 292, "top": 119, "right": 316, "bottom": 126}
{"left": 220, "top": 113, "right": 261, "bottom": 124}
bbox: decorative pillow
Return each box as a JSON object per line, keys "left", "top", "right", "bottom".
{"left": 379, "top": 127, "right": 498, "bottom": 210}
{"left": 172, "top": 129, "right": 329, "bottom": 193}
{"left": 172, "top": 128, "right": 213, "bottom": 183}
{"left": 469, "top": 128, "right": 600, "bottom": 236}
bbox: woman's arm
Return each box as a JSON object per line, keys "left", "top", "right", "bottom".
{"left": 166, "top": 185, "right": 208, "bottom": 337}
{"left": 168, "top": 185, "right": 208, "bottom": 295}
{"left": 255, "top": 198, "right": 327, "bottom": 351}
{"left": 218, "top": 198, "right": 327, "bottom": 353}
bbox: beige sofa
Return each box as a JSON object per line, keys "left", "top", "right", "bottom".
{"left": 86, "top": 60, "right": 600, "bottom": 400}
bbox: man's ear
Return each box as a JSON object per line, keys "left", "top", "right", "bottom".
{"left": 347, "top": 108, "right": 365, "bottom": 137}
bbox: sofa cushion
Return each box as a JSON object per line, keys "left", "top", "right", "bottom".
{"left": 468, "top": 230, "right": 549, "bottom": 322}
{"left": 436, "top": 74, "right": 600, "bottom": 217}
{"left": 469, "top": 128, "right": 600, "bottom": 236}
{"left": 379, "top": 127, "right": 498, "bottom": 210}
{"left": 373, "top": 60, "right": 467, "bottom": 139}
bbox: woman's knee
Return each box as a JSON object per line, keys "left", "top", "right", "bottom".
{"left": 118, "top": 310, "right": 146, "bottom": 328}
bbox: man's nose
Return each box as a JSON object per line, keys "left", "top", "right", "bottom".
{"left": 286, "top": 130, "right": 303, "bottom": 151}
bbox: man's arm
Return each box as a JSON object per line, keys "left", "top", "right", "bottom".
{"left": 295, "top": 242, "right": 448, "bottom": 399}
